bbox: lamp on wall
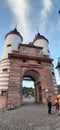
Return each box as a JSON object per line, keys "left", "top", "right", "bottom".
{"left": 42, "top": 88, "right": 49, "bottom": 92}
{"left": 45, "top": 88, "right": 49, "bottom": 92}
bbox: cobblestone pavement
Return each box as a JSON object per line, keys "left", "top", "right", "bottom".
{"left": 0, "top": 99, "right": 60, "bottom": 130}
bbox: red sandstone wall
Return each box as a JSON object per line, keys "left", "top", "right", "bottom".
{"left": 8, "top": 58, "right": 22, "bottom": 107}
{"left": 8, "top": 50, "right": 57, "bottom": 105}
{"left": 0, "top": 96, "right": 6, "bottom": 108}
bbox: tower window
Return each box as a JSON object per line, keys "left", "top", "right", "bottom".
{"left": 3, "top": 68, "right": 8, "bottom": 72}
{"left": 47, "top": 50, "right": 50, "bottom": 53}
{"left": 7, "top": 44, "right": 11, "bottom": 47}
{"left": 22, "top": 59, "right": 26, "bottom": 63}
{"left": 38, "top": 60, "right": 41, "bottom": 64}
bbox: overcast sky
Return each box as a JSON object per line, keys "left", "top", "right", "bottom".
{"left": 0, "top": 0, "right": 60, "bottom": 85}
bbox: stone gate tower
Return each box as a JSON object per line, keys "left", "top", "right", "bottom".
{"left": 0, "top": 28, "right": 58, "bottom": 108}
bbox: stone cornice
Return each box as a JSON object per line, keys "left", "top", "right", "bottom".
{"left": 8, "top": 53, "right": 53, "bottom": 63}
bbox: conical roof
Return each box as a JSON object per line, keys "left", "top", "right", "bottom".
{"left": 5, "top": 28, "right": 23, "bottom": 42}
{"left": 33, "top": 32, "right": 49, "bottom": 43}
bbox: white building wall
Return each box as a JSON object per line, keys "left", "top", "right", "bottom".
{"left": 34, "top": 39, "right": 50, "bottom": 57}
{"left": 2, "top": 34, "right": 22, "bottom": 59}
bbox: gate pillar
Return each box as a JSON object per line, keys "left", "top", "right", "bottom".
{"left": 34, "top": 82, "right": 42, "bottom": 103}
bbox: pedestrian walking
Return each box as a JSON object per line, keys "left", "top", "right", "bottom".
{"left": 53, "top": 99, "right": 59, "bottom": 115}
{"left": 47, "top": 97, "right": 52, "bottom": 114}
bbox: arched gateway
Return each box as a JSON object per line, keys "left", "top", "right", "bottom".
{"left": 22, "top": 69, "right": 42, "bottom": 103}
{"left": 0, "top": 28, "right": 58, "bottom": 108}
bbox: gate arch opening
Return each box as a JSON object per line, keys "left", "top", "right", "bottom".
{"left": 22, "top": 69, "right": 42, "bottom": 105}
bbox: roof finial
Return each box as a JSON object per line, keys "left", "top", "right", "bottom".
{"left": 14, "top": 23, "right": 17, "bottom": 31}
{"left": 36, "top": 26, "right": 39, "bottom": 33}
{"left": 15, "top": 23, "right": 17, "bottom": 29}
{"left": 14, "top": 22, "right": 17, "bottom": 30}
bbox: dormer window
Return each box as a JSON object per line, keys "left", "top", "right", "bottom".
{"left": 22, "top": 47, "right": 27, "bottom": 53}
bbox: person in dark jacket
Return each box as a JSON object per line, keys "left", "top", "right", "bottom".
{"left": 47, "top": 98, "right": 52, "bottom": 114}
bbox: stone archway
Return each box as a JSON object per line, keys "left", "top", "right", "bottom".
{"left": 7, "top": 55, "right": 56, "bottom": 108}
{"left": 22, "top": 69, "right": 42, "bottom": 104}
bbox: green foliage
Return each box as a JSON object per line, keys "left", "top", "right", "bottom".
{"left": 22, "top": 87, "right": 34, "bottom": 97}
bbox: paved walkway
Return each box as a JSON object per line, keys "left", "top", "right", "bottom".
{"left": 0, "top": 99, "right": 60, "bottom": 130}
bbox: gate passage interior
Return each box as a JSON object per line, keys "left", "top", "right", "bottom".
{"left": 22, "top": 69, "right": 42, "bottom": 104}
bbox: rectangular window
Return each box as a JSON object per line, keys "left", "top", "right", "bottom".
{"left": 3, "top": 68, "right": 8, "bottom": 72}
{"left": 36, "top": 49, "right": 42, "bottom": 56}
{"left": 7, "top": 44, "right": 11, "bottom": 47}
{"left": 22, "top": 47, "right": 27, "bottom": 53}
{"left": 1, "top": 91, "right": 6, "bottom": 96}
{"left": 22, "top": 59, "right": 26, "bottom": 63}
{"left": 38, "top": 60, "right": 41, "bottom": 64}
